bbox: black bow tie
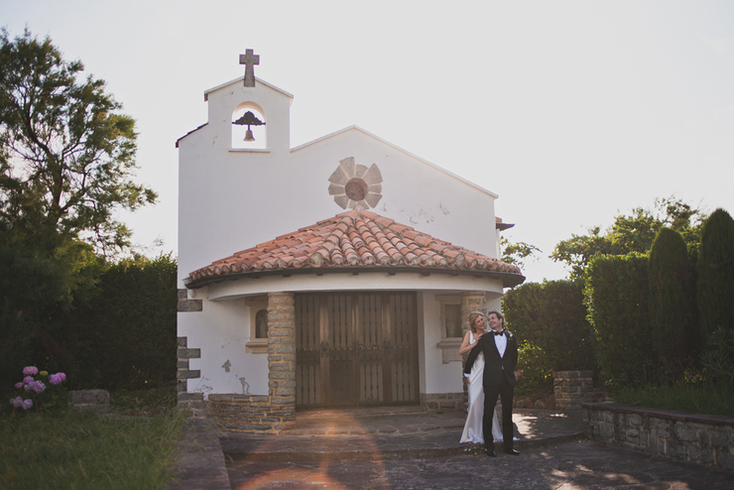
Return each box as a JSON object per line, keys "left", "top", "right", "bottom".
{"left": 493, "top": 330, "right": 504, "bottom": 336}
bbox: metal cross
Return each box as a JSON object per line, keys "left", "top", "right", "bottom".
{"left": 239, "top": 49, "right": 260, "bottom": 87}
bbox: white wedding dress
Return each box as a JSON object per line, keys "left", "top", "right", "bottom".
{"left": 460, "top": 332, "right": 503, "bottom": 444}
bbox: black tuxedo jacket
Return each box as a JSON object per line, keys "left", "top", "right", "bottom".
{"left": 463, "top": 330, "right": 518, "bottom": 388}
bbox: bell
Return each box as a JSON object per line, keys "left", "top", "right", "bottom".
{"left": 244, "top": 129, "right": 255, "bottom": 142}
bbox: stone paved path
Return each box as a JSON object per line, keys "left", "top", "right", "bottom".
{"left": 226, "top": 439, "right": 734, "bottom": 489}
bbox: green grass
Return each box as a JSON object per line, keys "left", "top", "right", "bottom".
{"left": 612, "top": 382, "right": 734, "bottom": 417}
{"left": 109, "top": 383, "right": 178, "bottom": 415}
{"left": 0, "top": 406, "right": 186, "bottom": 490}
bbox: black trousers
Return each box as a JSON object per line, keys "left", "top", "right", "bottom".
{"left": 482, "top": 373, "right": 514, "bottom": 450}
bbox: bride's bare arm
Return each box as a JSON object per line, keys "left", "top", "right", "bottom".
{"left": 459, "top": 331, "right": 474, "bottom": 356}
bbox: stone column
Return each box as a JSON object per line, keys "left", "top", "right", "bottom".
{"left": 267, "top": 292, "right": 296, "bottom": 426}
{"left": 461, "top": 291, "right": 487, "bottom": 334}
{"left": 460, "top": 291, "right": 486, "bottom": 409}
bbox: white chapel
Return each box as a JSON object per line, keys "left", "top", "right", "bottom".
{"left": 176, "top": 51, "right": 525, "bottom": 432}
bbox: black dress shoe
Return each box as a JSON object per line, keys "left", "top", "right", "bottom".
{"left": 486, "top": 448, "right": 497, "bottom": 457}
{"left": 505, "top": 448, "right": 520, "bottom": 455}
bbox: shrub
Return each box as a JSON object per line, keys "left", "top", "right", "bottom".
{"left": 7, "top": 366, "right": 68, "bottom": 413}
{"left": 515, "top": 341, "right": 553, "bottom": 393}
{"left": 697, "top": 208, "right": 734, "bottom": 337}
{"left": 503, "top": 279, "right": 596, "bottom": 374}
{"left": 63, "top": 254, "right": 177, "bottom": 390}
{"left": 586, "top": 253, "right": 651, "bottom": 388}
{"left": 648, "top": 227, "right": 698, "bottom": 378}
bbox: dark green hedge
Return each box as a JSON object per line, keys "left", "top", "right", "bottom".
{"left": 62, "top": 255, "right": 178, "bottom": 391}
{"left": 585, "top": 253, "right": 651, "bottom": 388}
{"left": 698, "top": 208, "right": 734, "bottom": 337}
{"left": 648, "top": 228, "right": 699, "bottom": 376}
{"left": 503, "top": 279, "right": 596, "bottom": 389}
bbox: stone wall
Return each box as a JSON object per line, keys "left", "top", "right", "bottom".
{"left": 583, "top": 402, "right": 734, "bottom": 470}
{"left": 68, "top": 389, "right": 110, "bottom": 413}
{"left": 207, "top": 394, "right": 294, "bottom": 433}
{"left": 553, "top": 370, "right": 600, "bottom": 409}
{"left": 422, "top": 392, "right": 466, "bottom": 411}
{"left": 176, "top": 336, "right": 206, "bottom": 417}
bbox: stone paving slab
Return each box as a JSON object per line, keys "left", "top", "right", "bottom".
{"left": 226, "top": 440, "right": 734, "bottom": 489}
{"left": 220, "top": 408, "right": 584, "bottom": 462}
{"left": 169, "top": 408, "right": 734, "bottom": 489}
{"left": 167, "top": 418, "right": 231, "bottom": 490}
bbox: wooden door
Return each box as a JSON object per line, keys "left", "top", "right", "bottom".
{"left": 295, "top": 292, "right": 418, "bottom": 408}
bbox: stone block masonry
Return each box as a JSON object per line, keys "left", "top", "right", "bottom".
{"left": 69, "top": 389, "right": 110, "bottom": 413}
{"left": 176, "top": 336, "right": 206, "bottom": 417}
{"left": 553, "top": 370, "right": 603, "bottom": 409}
{"left": 207, "top": 394, "right": 295, "bottom": 433}
{"left": 584, "top": 402, "right": 734, "bottom": 470}
{"left": 206, "top": 292, "right": 297, "bottom": 434}
{"left": 265, "top": 291, "right": 296, "bottom": 431}
{"left": 422, "top": 393, "right": 466, "bottom": 411}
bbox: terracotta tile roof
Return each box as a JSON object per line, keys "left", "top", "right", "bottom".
{"left": 186, "top": 209, "right": 524, "bottom": 288}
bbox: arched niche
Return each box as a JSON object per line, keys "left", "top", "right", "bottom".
{"left": 231, "top": 102, "right": 267, "bottom": 150}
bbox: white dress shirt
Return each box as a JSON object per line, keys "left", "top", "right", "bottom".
{"left": 494, "top": 330, "right": 507, "bottom": 358}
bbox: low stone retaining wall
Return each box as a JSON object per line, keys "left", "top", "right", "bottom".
{"left": 554, "top": 370, "right": 604, "bottom": 409}
{"left": 422, "top": 392, "right": 465, "bottom": 411}
{"left": 207, "top": 394, "right": 295, "bottom": 433}
{"left": 68, "top": 389, "right": 110, "bottom": 413}
{"left": 583, "top": 402, "right": 734, "bottom": 470}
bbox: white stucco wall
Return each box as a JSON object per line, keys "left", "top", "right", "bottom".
{"left": 179, "top": 301, "right": 270, "bottom": 397}
{"left": 420, "top": 292, "right": 463, "bottom": 394}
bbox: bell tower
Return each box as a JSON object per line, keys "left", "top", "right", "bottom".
{"left": 202, "top": 49, "right": 293, "bottom": 155}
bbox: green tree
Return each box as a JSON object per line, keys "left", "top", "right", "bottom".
{"left": 697, "top": 208, "right": 734, "bottom": 337}
{"left": 500, "top": 235, "right": 541, "bottom": 271}
{"left": 0, "top": 29, "right": 157, "bottom": 387}
{"left": 0, "top": 28, "right": 156, "bottom": 253}
{"left": 552, "top": 198, "right": 703, "bottom": 279}
{"left": 648, "top": 227, "right": 698, "bottom": 378}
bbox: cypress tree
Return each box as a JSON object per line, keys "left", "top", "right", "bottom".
{"left": 697, "top": 209, "right": 734, "bottom": 337}
{"left": 648, "top": 227, "right": 695, "bottom": 377}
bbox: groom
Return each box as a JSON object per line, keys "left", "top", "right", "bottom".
{"left": 464, "top": 310, "right": 520, "bottom": 457}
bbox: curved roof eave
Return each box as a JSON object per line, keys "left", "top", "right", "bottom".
{"left": 184, "top": 266, "right": 525, "bottom": 290}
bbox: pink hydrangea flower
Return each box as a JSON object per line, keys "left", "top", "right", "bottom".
{"left": 56, "top": 372, "right": 66, "bottom": 381}
{"left": 49, "top": 374, "right": 61, "bottom": 385}
{"left": 22, "top": 399, "right": 33, "bottom": 410}
{"left": 14, "top": 382, "right": 23, "bottom": 389}
{"left": 10, "top": 397, "right": 23, "bottom": 408}
{"left": 23, "top": 376, "right": 34, "bottom": 384}
{"left": 23, "top": 366, "right": 38, "bottom": 375}
{"left": 29, "top": 381, "right": 46, "bottom": 393}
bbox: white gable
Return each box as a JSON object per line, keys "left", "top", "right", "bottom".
{"left": 178, "top": 83, "right": 499, "bottom": 285}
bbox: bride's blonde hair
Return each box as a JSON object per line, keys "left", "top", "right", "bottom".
{"left": 468, "top": 311, "right": 485, "bottom": 334}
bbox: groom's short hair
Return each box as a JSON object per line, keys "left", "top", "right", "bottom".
{"left": 487, "top": 310, "right": 505, "bottom": 327}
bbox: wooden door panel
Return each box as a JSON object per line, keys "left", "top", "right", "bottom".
{"left": 295, "top": 294, "right": 320, "bottom": 406}
{"left": 295, "top": 292, "right": 417, "bottom": 408}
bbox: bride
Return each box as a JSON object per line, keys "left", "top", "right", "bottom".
{"left": 459, "top": 311, "right": 503, "bottom": 444}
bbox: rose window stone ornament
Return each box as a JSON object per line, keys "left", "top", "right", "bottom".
{"left": 328, "top": 157, "right": 383, "bottom": 210}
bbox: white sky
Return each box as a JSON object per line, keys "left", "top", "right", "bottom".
{"left": 4, "top": 0, "right": 734, "bottom": 283}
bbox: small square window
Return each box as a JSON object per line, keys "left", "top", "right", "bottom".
{"left": 255, "top": 309, "right": 268, "bottom": 339}
{"left": 444, "top": 304, "right": 462, "bottom": 338}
